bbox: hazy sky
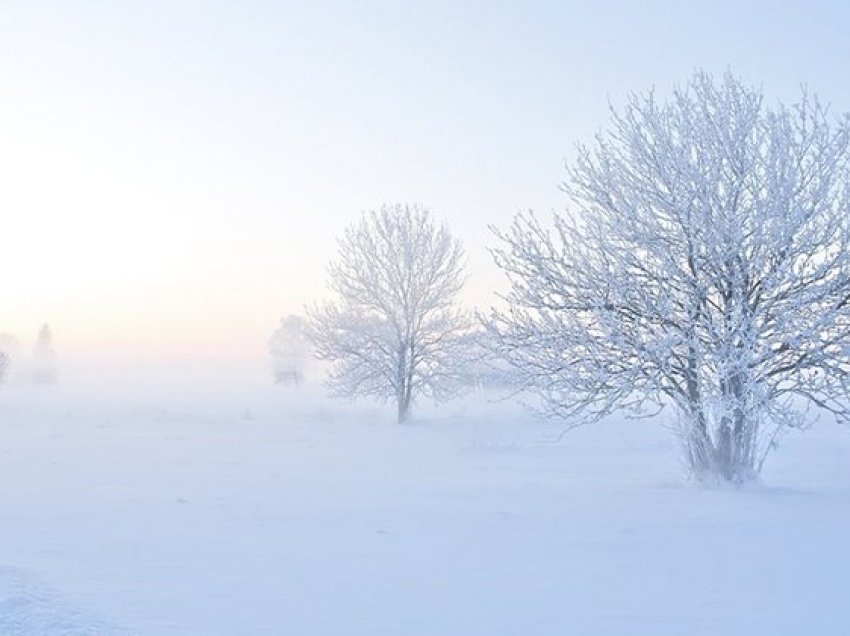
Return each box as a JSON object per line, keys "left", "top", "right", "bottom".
{"left": 2, "top": 1, "right": 849, "bottom": 369}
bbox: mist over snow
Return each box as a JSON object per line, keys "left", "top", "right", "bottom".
{"left": 1, "top": 383, "right": 850, "bottom": 635}
{"left": 3, "top": 2, "right": 850, "bottom": 635}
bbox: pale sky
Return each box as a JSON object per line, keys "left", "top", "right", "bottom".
{"left": 1, "top": 1, "right": 849, "bottom": 372}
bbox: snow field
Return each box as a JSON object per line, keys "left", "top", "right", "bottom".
{"left": 0, "top": 383, "right": 848, "bottom": 634}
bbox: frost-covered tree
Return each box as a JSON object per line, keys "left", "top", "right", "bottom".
{"left": 268, "top": 315, "right": 309, "bottom": 386}
{"left": 31, "top": 323, "right": 57, "bottom": 385}
{"left": 307, "top": 204, "right": 471, "bottom": 423}
{"left": 487, "top": 71, "right": 850, "bottom": 483}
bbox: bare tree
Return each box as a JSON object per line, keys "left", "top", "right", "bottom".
{"left": 307, "top": 204, "right": 471, "bottom": 423}
{"left": 487, "top": 71, "right": 850, "bottom": 482}
{"left": 268, "top": 315, "right": 309, "bottom": 386}
{"left": 0, "top": 333, "right": 19, "bottom": 384}
{"left": 0, "top": 351, "right": 8, "bottom": 385}
{"left": 31, "top": 323, "right": 57, "bottom": 385}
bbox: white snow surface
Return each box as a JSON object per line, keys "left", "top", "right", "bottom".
{"left": 1, "top": 378, "right": 849, "bottom": 635}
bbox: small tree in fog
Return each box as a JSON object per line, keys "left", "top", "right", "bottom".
{"left": 455, "top": 326, "right": 515, "bottom": 391}
{"left": 31, "top": 323, "right": 57, "bottom": 385}
{"left": 307, "top": 204, "right": 470, "bottom": 423}
{"left": 268, "top": 315, "right": 309, "bottom": 386}
{"left": 0, "top": 333, "right": 19, "bottom": 384}
{"left": 0, "top": 351, "right": 8, "bottom": 385}
{"left": 487, "top": 71, "right": 850, "bottom": 483}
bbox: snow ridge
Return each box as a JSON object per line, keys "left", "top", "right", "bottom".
{"left": 0, "top": 566, "right": 124, "bottom": 635}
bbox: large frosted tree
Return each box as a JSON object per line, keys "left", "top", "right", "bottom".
{"left": 488, "top": 71, "right": 850, "bottom": 482}
{"left": 308, "top": 204, "right": 470, "bottom": 423}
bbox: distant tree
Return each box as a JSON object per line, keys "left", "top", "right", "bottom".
{"left": 487, "top": 71, "right": 850, "bottom": 483}
{"left": 0, "top": 351, "right": 8, "bottom": 385}
{"left": 0, "top": 333, "right": 19, "bottom": 383}
{"left": 31, "top": 323, "right": 57, "bottom": 385}
{"left": 307, "top": 204, "right": 471, "bottom": 423}
{"left": 455, "top": 326, "right": 515, "bottom": 391}
{"left": 268, "top": 315, "right": 309, "bottom": 386}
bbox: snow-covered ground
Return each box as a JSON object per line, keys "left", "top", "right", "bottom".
{"left": 1, "top": 378, "right": 849, "bottom": 635}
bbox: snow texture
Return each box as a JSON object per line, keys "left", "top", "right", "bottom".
{"left": 0, "top": 566, "right": 120, "bottom": 635}
{"left": 0, "top": 377, "right": 848, "bottom": 635}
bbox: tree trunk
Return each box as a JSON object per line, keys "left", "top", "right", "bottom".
{"left": 395, "top": 342, "right": 413, "bottom": 424}
{"left": 685, "top": 411, "right": 757, "bottom": 484}
{"left": 397, "top": 398, "right": 410, "bottom": 423}
{"left": 684, "top": 346, "right": 715, "bottom": 476}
